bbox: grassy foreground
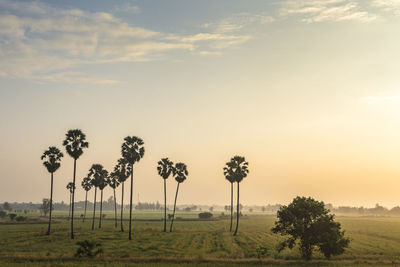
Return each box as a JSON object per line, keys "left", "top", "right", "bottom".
{"left": 1, "top": 212, "right": 400, "bottom": 266}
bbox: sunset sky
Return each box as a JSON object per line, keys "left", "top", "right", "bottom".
{"left": 1, "top": 0, "right": 400, "bottom": 207}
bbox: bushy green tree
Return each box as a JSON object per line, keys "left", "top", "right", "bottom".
{"left": 272, "top": 196, "right": 350, "bottom": 260}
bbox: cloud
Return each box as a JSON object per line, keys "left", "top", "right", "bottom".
{"left": 360, "top": 92, "right": 400, "bottom": 105}
{"left": 203, "top": 12, "right": 274, "bottom": 34}
{"left": 112, "top": 3, "right": 141, "bottom": 14}
{"left": 0, "top": 0, "right": 256, "bottom": 83}
{"left": 281, "top": 0, "right": 376, "bottom": 23}
{"left": 371, "top": 0, "right": 400, "bottom": 15}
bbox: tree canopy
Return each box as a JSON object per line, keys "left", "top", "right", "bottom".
{"left": 41, "top": 146, "right": 63, "bottom": 173}
{"left": 157, "top": 158, "right": 174, "bottom": 179}
{"left": 121, "top": 136, "right": 145, "bottom": 165}
{"left": 272, "top": 196, "right": 350, "bottom": 260}
{"left": 174, "top": 163, "right": 188, "bottom": 183}
{"left": 62, "top": 129, "right": 89, "bottom": 160}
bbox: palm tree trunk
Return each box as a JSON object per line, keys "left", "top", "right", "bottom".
{"left": 169, "top": 182, "right": 180, "bottom": 232}
{"left": 92, "top": 187, "right": 97, "bottom": 230}
{"left": 163, "top": 179, "right": 167, "bottom": 232}
{"left": 71, "top": 158, "right": 76, "bottom": 239}
{"left": 129, "top": 166, "right": 133, "bottom": 240}
{"left": 233, "top": 182, "right": 240, "bottom": 236}
{"left": 99, "top": 189, "right": 103, "bottom": 228}
{"left": 68, "top": 192, "right": 71, "bottom": 220}
{"left": 114, "top": 188, "right": 117, "bottom": 228}
{"left": 230, "top": 182, "right": 233, "bottom": 232}
{"left": 83, "top": 190, "right": 88, "bottom": 222}
{"left": 46, "top": 172, "right": 54, "bottom": 235}
{"left": 121, "top": 182, "right": 124, "bottom": 232}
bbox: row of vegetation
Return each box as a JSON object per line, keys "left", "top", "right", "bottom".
{"left": 39, "top": 129, "right": 350, "bottom": 260}
{"left": 41, "top": 129, "right": 247, "bottom": 239}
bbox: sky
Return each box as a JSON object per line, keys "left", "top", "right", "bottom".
{"left": 1, "top": 0, "right": 400, "bottom": 208}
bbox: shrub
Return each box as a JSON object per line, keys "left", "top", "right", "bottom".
{"left": 198, "top": 212, "right": 213, "bottom": 219}
{"left": 75, "top": 240, "right": 103, "bottom": 257}
{"left": 256, "top": 245, "right": 268, "bottom": 259}
{"left": 8, "top": 213, "right": 17, "bottom": 221}
{"left": 0, "top": 210, "right": 6, "bottom": 218}
{"left": 15, "top": 216, "right": 27, "bottom": 222}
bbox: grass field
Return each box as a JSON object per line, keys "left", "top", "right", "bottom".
{"left": 1, "top": 212, "right": 400, "bottom": 266}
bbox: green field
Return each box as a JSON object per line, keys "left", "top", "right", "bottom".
{"left": 1, "top": 212, "right": 400, "bottom": 266}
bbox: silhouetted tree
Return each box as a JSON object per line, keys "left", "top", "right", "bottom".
{"left": 121, "top": 136, "right": 145, "bottom": 240}
{"left": 272, "top": 196, "right": 350, "bottom": 260}
{"left": 63, "top": 129, "right": 89, "bottom": 239}
{"left": 170, "top": 162, "right": 188, "bottom": 232}
{"left": 3, "top": 202, "right": 11, "bottom": 211}
{"left": 41, "top": 146, "right": 63, "bottom": 235}
{"left": 88, "top": 164, "right": 105, "bottom": 230}
{"left": 40, "top": 198, "right": 51, "bottom": 216}
{"left": 108, "top": 173, "right": 120, "bottom": 228}
{"left": 157, "top": 158, "right": 174, "bottom": 232}
{"left": 225, "top": 156, "right": 249, "bottom": 236}
{"left": 223, "top": 163, "right": 236, "bottom": 232}
{"left": 81, "top": 176, "right": 92, "bottom": 222}
{"left": 98, "top": 169, "right": 108, "bottom": 229}
{"left": 66, "top": 182, "right": 75, "bottom": 221}
{"left": 113, "top": 158, "right": 131, "bottom": 232}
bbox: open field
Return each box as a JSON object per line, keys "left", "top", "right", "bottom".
{"left": 1, "top": 212, "right": 400, "bottom": 266}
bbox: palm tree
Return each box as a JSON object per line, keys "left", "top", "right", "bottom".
{"left": 98, "top": 169, "right": 108, "bottom": 229}
{"left": 113, "top": 158, "right": 131, "bottom": 232}
{"left": 63, "top": 129, "right": 89, "bottom": 239}
{"left": 41, "top": 146, "right": 63, "bottom": 235}
{"left": 108, "top": 173, "right": 120, "bottom": 228}
{"left": 170, "top": 163, "right": 188, "bottom": 232}
{"left": 223, "top": 165, "right": 235, "bottom": 232}
{"left": 157, "top": 158, "right": 174, "bottom": 232}
{"left": 225, "top": 156, "right": 249, "bottom": 236}
{"left": 81, "top": 176, "right": 92, "bottom": 222}
{"left": 66, "top": 182, "right": 75, "bottom": 221}
{"left": 88, "top": 164, "right": 105, "bottom": 230}
{"left": 121, "top": 136, "right": 145, "bottom": 240}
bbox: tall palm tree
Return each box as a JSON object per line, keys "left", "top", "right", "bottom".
{"left": 98, "top": 169, "right": 108, "bottom": 229}
{"left": 157, "top": 158, "right": 174, "bottom": 232}
{"left": 226, "top": 156, "right": 249, "bottom": 236}
{"left": 63, "top": 129, "right": 89, "bottom": 239}
{"left": 113, "top": 158, "right": 131, "bottom": 232}
{"left": 170, "top": 163, "right": 188, "bottom": 232}
{"left": 121, "top": 136, "right": 145, "bottom": 240}
{"left": 81, "top": 176, "right": 92, "bottom": 222}
{"left": 108, "top": 173, "right": 120, "bottom": 228}
{"left": 223, "top": 165, "right": 235, "bottom": 232}
{"left": 88, "top": 164, "right": 104, "bottom": 230}
{"left": 41, "top": 146, "right": 63, "bottom": 235}
{"left": 66, "top": 182, "right": 75, "bottom": 221}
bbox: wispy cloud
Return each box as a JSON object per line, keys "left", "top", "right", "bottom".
{"left": 112, "top": 3, "right": 141, "bottom": 14}
{"left": 0, "top": 0, "right": 259, "bottom": 83}
{"left": 280, "top": 0, "right": 376, "bottom": 23}
{"left": 203, "top": 12, "right": 274, "bottom": 34}
{"left": 360, "top": 92, "right": 400, "bottom": 105}
{"left": 371, "top": 0, "right": 400, "bottom": 15}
